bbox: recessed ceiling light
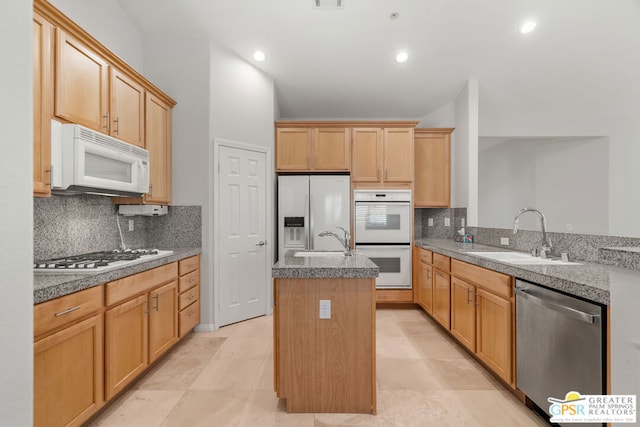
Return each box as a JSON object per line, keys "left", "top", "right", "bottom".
{"left": 520, "top": 21, "right": 537, "bottom": 34}
{"left": 253, "top": 50, "right": 266, "bottom": 62}
{"left": 395, "top": 51, "right": 409, "bottom": 63}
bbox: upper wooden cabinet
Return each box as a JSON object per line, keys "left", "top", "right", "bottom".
{"left": 414, "top": 128, "right": 454, "bottom": 207}
{"left": 55, "top": 29, "right": 110, "bottom": 133}
{"left": 275, "top": 126, "right": 350, "bottom": 171}
{"left": 110, "top": 68, "right": 145, "bottom": 147}
{"left": 144, "top": 94, "right": 172, "bottom": 204}
{"left": 33, "top": 12, "right": 54, "bottom": 197}
{"left": 352, "top": 127, "right": 414, "bottom": 183}
{"left": 34, "top": 0, "right": 175, "bottom": 202}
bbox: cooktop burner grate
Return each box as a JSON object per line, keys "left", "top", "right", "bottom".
{"left": 34, "top": 249, "right": 173, "bottom": 274}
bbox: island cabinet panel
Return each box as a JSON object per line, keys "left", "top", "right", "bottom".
{"left": 275, "top": 278, "right": 376, "bottom": 414}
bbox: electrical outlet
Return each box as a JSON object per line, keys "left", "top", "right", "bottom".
{"left": 500, "top": 237, "right": 509, "bottom": 245}
{"left": 128, "top": 219, "right": 134, "bottom": 232}
{"left": 444, "top": 217, "right": 450, "bottom": 227}
{"left": 428, "top": 217, "right": 434, "bottom": 227}
{"left": 461, "top": 218, "right": 465, "bottom": 227}
{"left": 319, "top": 300, "right": 331, "bottom": 319}
{"left": 565, "top": 223, "right": 573, "bottom": 232}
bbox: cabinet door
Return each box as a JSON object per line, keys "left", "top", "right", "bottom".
{"left": 110, "top": 68, "right": 145, "bottom": 147}
{"left": 34, "top": 314, "right": 103, "bottom": 427}
{"left": 145, "top": 93, "right": 172, "bottom": 204}
{"left": 351, "top": 128, "right": 382, "bottom": 182}
{"left": 475, "top": 288, "right": 512, "bottom": 383}
{"left": 313, "top": 128, "right": 350, "bottom": 170}
{"left": 275, "top": 128, "right": 311, "bottom": 170}
{"left": 149, "top": 280, "right": 178, "bottom": 363}
{"left": 419, "top": 262, "right": 433, "bottom": 314}
{"left": 432, "top": 269, "right": 451, "bottom": 329}
{"left": 414, "top": 129, "right": 451, "bottom": 207}
{"left": 450, "top": 277, "right": 476, "bottom": 352}
{"left": 55, "top": 29, "right": 109, "bottom": 132}
{"left": 33, "top": 12, "right": 53, "bottom": 197}
{"left": 383, "top": 128, "right": 413, "bottom": 182}
{"left": 105, "top": 294, "right": 148, "bottom": 400}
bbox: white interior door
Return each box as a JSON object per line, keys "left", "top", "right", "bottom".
{"left": 218, "top": 145, "right": 267, "bottom": 326}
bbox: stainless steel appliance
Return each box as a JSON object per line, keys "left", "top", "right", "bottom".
{"left": 515, "top": 279, "right": 604, "bottom": 427}
{"left": 277, "top": 175, "right": 350, "bottom": 261}
{"left": 34, "top": 249, "right": 174, "bottom": 274}
{"left": 354, "top": 190, "right": 411, "bottom": 289}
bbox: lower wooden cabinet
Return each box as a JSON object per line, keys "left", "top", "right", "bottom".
{"left": 34, "top": 314, "right": 104, "bottom": 427}
{"left": 148, "top": 281, "right": 179, "bottom": 363}
{"left": 412, "top": 247, "right": 515, "bottom": 387}
{"left": 432, "top": 269, "right": 451, "bottom": 329}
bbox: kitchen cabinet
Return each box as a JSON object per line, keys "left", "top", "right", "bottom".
{"left": 33, "top": 12, "right": 53, "bottom": 197}
{"left": 351, "top": 127, "right": 414, "bottom": 183}
{"left": 55, "top": 28, "right": 109, "bottom": 132}
{"left": 275, "top": 127, "right": 350, "bottom": 171}
{"left": 110, "top": 68, "right": 145, "bottom": 147}
{"left": 414, "top": 128, "right": 453, "bottom": 207}
{"left": 104, "top": 263, "right": 178, "bottom": 399}
{"left": 450, "top": 277, "right": 476, "bottom": 352}
{"left": 33, "top": 285, "right": 104, "bottom": 427}
{"left": 451, "top": 259, "right": 513, "bottom": 385}
{"left": 178, "top": 255, "right": 201, "bottom": 337}
{"left": 144, "top": 93, "right": 173, "bottom": 204}
{"left": 414, "top": 247, "right": 434, "bottom": 314}
{"left": 431, "top": 253, "right": 451, "bottom": 329}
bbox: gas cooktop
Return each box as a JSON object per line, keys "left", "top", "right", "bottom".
{"left": 34, "top": 249, "right": 174, "bottom": 274}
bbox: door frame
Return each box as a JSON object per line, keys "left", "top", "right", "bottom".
{"left": 212, "top": 138, "right": 273, "bottom": 330}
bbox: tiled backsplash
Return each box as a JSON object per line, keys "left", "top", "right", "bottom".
{"left": 416, "top": 207, "right": 640, "bottom": 263}
{"left": 34, "top": 195, "right": 201, "bottom": 260}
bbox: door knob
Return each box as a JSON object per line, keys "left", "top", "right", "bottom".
{"left": 256, "top": 240, "right": 266, "bottom": 247}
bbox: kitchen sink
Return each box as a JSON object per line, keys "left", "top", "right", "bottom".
{"left": 466, "top": 251, "right": 580, "bottom": 266}
{"left": 293, "top": 251, "right": 347, "bottom": 257}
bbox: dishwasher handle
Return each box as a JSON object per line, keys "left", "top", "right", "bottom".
{"left": 515, "top": 288, "right": 600, "bottom": 324}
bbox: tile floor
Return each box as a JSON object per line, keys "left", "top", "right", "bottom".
{"left": 89, "top": 306, "right": 548, "bottom": 427}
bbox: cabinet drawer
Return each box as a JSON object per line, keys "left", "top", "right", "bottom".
{"left": 179, "top": 299, "right": 200, "bottom": 337}
{"left": 419, "top": 248, "right": 432, "bottom": 265}
{"left": 433, "top": 253, "right": 450, "bottom": 272}
{"left": 34, "top": 285, "right": 103, "bottom": 338}
{"left": 179, "top": 269, "right": 200, "bottom": 293}
{"left": 178, "top": 255, "right": 200, "bottom": 276}
{"left": 106, "top": 262, "right": 178, "bottom": 306}
{"left": 451, "top": 259, "right": 512, "bottom": 298}
{"left": 179, "top": 284, "right": 199, "bottom": 311}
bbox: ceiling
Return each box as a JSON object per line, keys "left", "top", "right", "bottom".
{"left": 117, "top": 0, "right": 640, "bottom": 120}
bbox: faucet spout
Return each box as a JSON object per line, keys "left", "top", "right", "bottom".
{"left": 513, "top": 207, "right": 553, "bottom": 256}
{"left": 318, "top": 227, "right": 352, "bottom": 255}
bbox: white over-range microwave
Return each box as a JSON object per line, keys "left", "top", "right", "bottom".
{"left": 51, "top": 120, "right": 150, "bottom": 197}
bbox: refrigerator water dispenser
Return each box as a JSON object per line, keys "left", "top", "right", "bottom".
{"left": 283, "top": 217, "right": 305, "bottom": 249}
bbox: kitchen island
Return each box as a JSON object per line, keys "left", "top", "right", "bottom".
{"left": 272, "top": 251, "right": 379, "bottom": 414}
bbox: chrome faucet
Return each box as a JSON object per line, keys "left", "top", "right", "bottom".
{"left": 513, "top": 207, "right": 553, "bottom": 258}
{"left": 319, "top": 226, "right": 352, "bottom": 256}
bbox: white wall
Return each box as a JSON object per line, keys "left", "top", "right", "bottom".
{"left": 0, "top": 2, "right": 33, "bottom": 425}
{"left": 479, "top": 81, "right": 640, "bottom": 237}
{"left": 49, "top": 0, "right": 144, "bottom": 71}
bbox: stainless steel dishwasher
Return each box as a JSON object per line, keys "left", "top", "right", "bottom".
{"left": 515, "top": 279, "right": 604, "bottom": 427}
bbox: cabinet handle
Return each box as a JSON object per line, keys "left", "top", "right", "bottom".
{"left": 153, "top": 294, "right": 159, "bottom": 312}
{"left": 54, "top": 305, "right": 81, "bottom": 317}
{"left": 144, "top": 299, "right": 150, "bottom": 314}
{"left": 103, "top": 112, "right": 110, "bottom": 132}
{"left": 113, "top": 116, "right": 119, "bottom": 135}
{"left": 385, "top": 169, "right": 388, "bottom": 180}
{"left": 427, "top": 271, "right": 431, "bottom": 280}
{"left": 149, "top": 184, "right": 153, "bottom": 197}
{"left": 44, "top": 168, "right": 51, "bottom": 186}
{"left": 466, "top": 288, "right": 473, "bottom": 304}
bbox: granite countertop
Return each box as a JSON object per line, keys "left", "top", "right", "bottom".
{"left": 597, "top": 246, "right": 640, "bottom": 270}
{"left": 415, "top": 238, "right": 613, "bottom": 305}
{"left": 34, "top": 247, "right": 202, "bottom": 304}
{"left": 273, "top": 250, "right": 379, "bottom": 279}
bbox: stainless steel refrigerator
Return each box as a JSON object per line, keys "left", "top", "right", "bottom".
{"left": 277, "top": 175, "right": 350, "bottom": 261}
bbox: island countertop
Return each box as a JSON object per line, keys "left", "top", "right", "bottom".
{"left": 272, "top": 251, "right": 379, "bottom": 279}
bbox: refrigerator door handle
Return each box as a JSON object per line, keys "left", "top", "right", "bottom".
{"left": 304, "top": 194, "right": 310, "bottom": 250}
{"left": 309, "top": 194, "right": 314, "bottom": 249}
